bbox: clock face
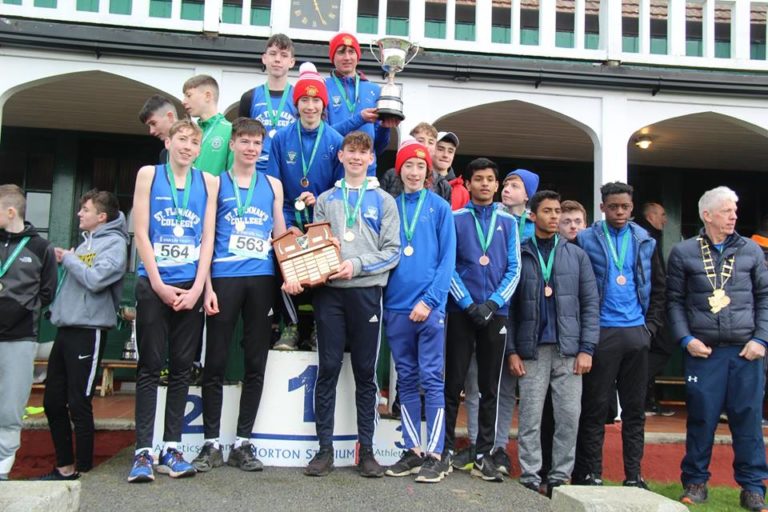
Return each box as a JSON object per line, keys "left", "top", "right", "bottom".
{"left": 290, "top": 0, "right": 341, "bottom": 31}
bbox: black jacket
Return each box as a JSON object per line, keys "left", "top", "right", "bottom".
{"left": 667, "top": 230, "right": 768, "bottom": 346}
{"left": 506, "top": 236, "right": 600, "bottom": 359}
{"left": 0, "top": 223, "right": 57, "bottom": 342}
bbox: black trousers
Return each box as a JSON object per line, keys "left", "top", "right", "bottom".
{"left": 646, "top": 324, "right": 675, "bottom": 404}
{"left": 445, "top": 312, "right": 507, "bottom": 455}
{"left": 574, "top": 325, "right": 650, "bottom": 480}
{"left": 44, "top": 327, "right": 106, "bottom": 472}
{"left": 202, "top": 275, "right": 274, "bottom": 439}
{"left": 134, "top": 277, "right": 204, "bottom": 449}
{"left": 313, "top": 286, "right": 382, "bottom": 448}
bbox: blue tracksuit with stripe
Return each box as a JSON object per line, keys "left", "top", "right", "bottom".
{"left": 311, "top": 179, "right": 400, "bottom": 448}
{"left": 384, "top": 190, "right": 456, "bottom": 454}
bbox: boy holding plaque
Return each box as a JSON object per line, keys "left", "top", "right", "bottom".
{"left": 283, "top": 131, "right": 400, "bottom": 478}
{"left": 444, "top": 158, "right": 521, "bottom": 482}
{"left": 192, "top": 118, "right": 286, "bottom": 473}
{"left": 238, "top": 34, "right": 298, "bottom": 173}
{"left": 128, "top": 120, "right": 218, "bottom": 483}
{"left": 383, "top": 139, "right": 455, "bottom": 483}
{"left": 506, "top": 190, "right": 599, "bottom": 497}
{"left": 0, "top": 184, "right": 57, "bottom": 481}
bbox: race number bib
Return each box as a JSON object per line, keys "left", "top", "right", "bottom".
{"left": 228, "top": 231, "right": 270, "bottom": 260}
{"left": 154, "top": 235, "right": 198, "bottom": 263}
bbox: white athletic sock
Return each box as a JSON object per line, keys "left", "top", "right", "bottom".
{"left": 204, "top": 438, "right": 220, "bottom": 449}
{"left": 135, "top": 447, "right": 152, "bottom": 456}
{"left": 233, "top": 437, "right": 249, "bottom": 449}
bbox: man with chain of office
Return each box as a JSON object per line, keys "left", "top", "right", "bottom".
{"left": 667, "top": 186, "right": 768, "bottom": 511}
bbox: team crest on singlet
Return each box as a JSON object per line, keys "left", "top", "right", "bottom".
{"left": 211, "top": 136, "right": 224, "bottom": 150}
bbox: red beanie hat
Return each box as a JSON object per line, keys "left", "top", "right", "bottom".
{"left": 395, "top": 138, "right": 432, "bottom": 174}
{"left": 293, "top": 62, "right": 328, "bottom": 107}
{"left": 329, "top": 32, "right": 361, "bottom": 62}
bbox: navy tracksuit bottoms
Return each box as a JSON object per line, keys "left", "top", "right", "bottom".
{"left": 313, "top": 286, "right": 382, "bottom": 448}
{"left": 682, "top": 345, "right": 768, "bottom": 495}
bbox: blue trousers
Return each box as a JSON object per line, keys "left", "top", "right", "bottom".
{"left": 313, "top": 286, "right": 382, "bottom": 448}
{"left": 682, "top": 345, "right": 768, "bottom": 494}
{"left": 385, "top": 310, "right": 446, "bottom": 455}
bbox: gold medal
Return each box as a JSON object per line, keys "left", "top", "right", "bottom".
{"left": 544, "top": 285, "right": 553, "bottom": 297}
{"left": 294, "top": 199, "right": 306, "bottom": 212}
{"left": 301, "top": 177, "right": 310, "bottom": 188}
{"left": 173, "top": 225, "right": 185, "bottom": 238}
{"left": 616, "top": 275, "right": 627, "bottom": 285}
{"left": 403, "top": 245, "right": 414, "bottom": 257}
{"left": 235, "top": 220, "right": 246, "bottom": 233}
{"left": 344, "top": 230, "right": 355, "bottom": 242}
{"left": 479, "top": 255, "right": 490, "bottom": 266}
{"left": 708, "top": 288, "right": 731, "bottom": 314}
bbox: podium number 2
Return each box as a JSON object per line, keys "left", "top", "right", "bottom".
{"left": 288, "top": 365, "right": 318, "bottom": 422}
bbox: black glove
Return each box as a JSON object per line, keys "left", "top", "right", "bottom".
{"left": 466, "top": 300, "right": 498, "bottom": 327}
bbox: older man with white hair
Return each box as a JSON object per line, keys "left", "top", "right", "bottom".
{"left": 667, "top": 186, "right": 768, "bottom": 511}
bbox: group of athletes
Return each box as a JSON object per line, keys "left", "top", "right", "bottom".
{"left": 1, "top": 27, "right": 766, "bottom": 512}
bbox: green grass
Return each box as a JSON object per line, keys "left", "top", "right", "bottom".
{"left": 647, "top": 481, "right": 744, "bottom": 511}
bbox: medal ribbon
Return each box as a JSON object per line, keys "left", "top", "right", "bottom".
{"left": 698, "top": 236, "right": 735, "bottom": 290}
{"left": 469, "top": 205, "right": 499, "bottom": 254}
{"left": 532, "top": 235, "right": 558, "bottom": 284}
{"left": 0, "top": 236, "right": 31, "bottom": 279}
{"left": 165, "top": 164, "right": 192, "bottom": 222}
{"left": 263, "top": 84, "right": 291, "bottom": 130}
{"left": 518, "top": 210, "right": 528, "bottom": 237}
{"left": 297, "top": 122, "right": 325, "bottom": 183}
{"left": 229, "top": 169, "right": 258, "bottom": 218}
{"left": 200, "top": 114, "right": 224, "bottom": 146}
{"left": 294, "top": 208, "right": 310, "bottom": 232}
{"left": 342, "top": 178, "right": 369, "bottom": 229}
{"left": 332, "top": 73, "right": 359, "bottom": 113}
{"left": 400, "top": 189, "right": 427, "bottom": 245}
{"left": 602, "top": 221, "right": 630, "bottom": 274}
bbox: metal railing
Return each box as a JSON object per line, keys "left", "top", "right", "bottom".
{"left": 2, "top": 0, "right": 767, "bottom": 71}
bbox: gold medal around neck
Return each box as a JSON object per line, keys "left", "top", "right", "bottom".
{"left": 616, "top": 274, "right": 627, "bottom": 286}
{"left": 235, "top": 220, "right": 246, "bottom": 233}
{"left": 403, "top": 245, "right": 414, "bottom": 257}
{"left": 173, "top": 225, "right": 185, "bottom": 238}
{"left": 708, "top": 288, "right": 731, "bottom": 314}
{"left": 344, "top": 230, "right": 355, "bottom": 242}
{"left": 544, "top": 285, "right": 553, "bottom": 297}
{"left": 479, "top": 255, "right": 490, "bottom": 266}
{"left": 301, "top": 177, "right": 310, "bottom": 188}
{"left": 294, "top": 199, "right": 306, "bottom": 212}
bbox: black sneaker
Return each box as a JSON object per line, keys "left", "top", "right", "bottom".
{"left": 491, "top": 447, "right": 512, "bottom": 476}
{"left": 305, "top": 447, "right": 334, "bottom": 477}
{"left": 36, "top": 468, "right": 80, "bottom": 481}
{"left": 546, "top": 480, "right": 565, "bottom": 498}
{"left": 623, "top": 476, "right": 649, "bottom": 490}
{"left": 192, "top": 442, "right": 224, "bottom": 472}
{"left": 645, "top": 402, "right": 675, "bottom": 417}
{"left": 573, "top": 473, "right": 603, "bottom": 486}
{"left": 471, "top": 454, "right": 503, "bottom": 482}
{"left": 227, "top": 442, "right": 263, "bottom": 472}
{"left": 452, "top": 444, "right": 475, "bottom": 471}
{"left": 680, "top": 482, "right": 708, "bottom": 505}
{"left": 521, "top": 481, "right": 540, "bottom": 493}
{"left": 415, "top": 455, "right": 450, "bottom": 483}
{"left": 385, "top": 450, "right": 423, "bottom": 477}
{"left": 358, "top": 446, "right": 384, "bottom": 478}
{"left": 740, "top": 489, "right": 768, "bottom": 512}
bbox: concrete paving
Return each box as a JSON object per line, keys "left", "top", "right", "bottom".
{"left": 0, "top": 481, "right": 80, "bottom": 512}
{"left": 551, "top": 486, "right": 688, "bottom": 512}
{"left": 79, "top": 448, "right": 550, "bottom": 512}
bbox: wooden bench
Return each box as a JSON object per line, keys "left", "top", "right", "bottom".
{"left": 99, "top": 359, "right": 137, "bottom": 397}
{"left": 32, "top": 358, "right": 137, "bottom": 397}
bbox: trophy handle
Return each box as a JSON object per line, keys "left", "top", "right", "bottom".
{"left": 369, "top": 41, "right": 383, "bottom": 65}
{"left": 405, "top": 43, "right": 420, "bottom": 65}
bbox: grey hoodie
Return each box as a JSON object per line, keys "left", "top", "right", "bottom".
{"left": 50, "top": 212, "right": 129, "bottom": 329}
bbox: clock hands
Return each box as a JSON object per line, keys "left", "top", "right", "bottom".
{"left": 312, "top": 0, "right": 328, "bottom": 25}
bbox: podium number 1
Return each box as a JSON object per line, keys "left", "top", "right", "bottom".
{"left": 288, "top": 365, "right": 318, "bottom": 422}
